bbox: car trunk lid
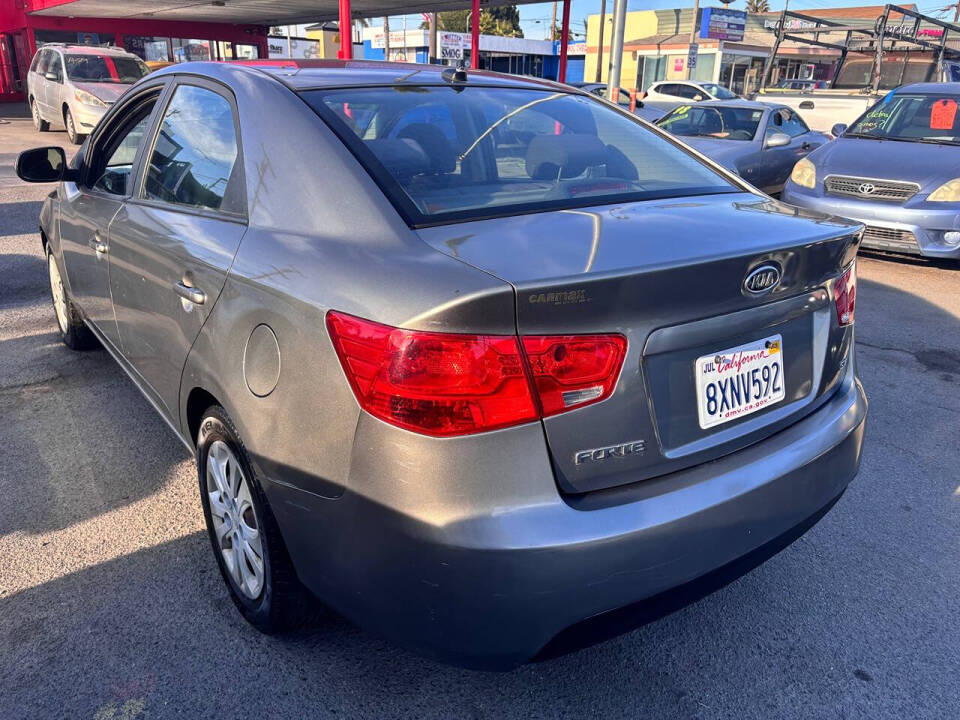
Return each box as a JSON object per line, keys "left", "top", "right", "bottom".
{"left": 416, "top": 193, "right": 861, "bottom": 493}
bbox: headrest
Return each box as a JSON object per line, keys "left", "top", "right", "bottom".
{"left": 366, "top": 138, "right": 430, "bottom": 179}
{"left": 396, "top": 123, "right": 457, "bottom": 174}
{"left": 525, "top": 134, "right": 606, "bottom": 180}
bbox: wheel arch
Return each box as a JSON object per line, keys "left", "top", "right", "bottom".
{"left": 185, "top": 386, "right": 222, "bottom": 448}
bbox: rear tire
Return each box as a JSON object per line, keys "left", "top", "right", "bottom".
{"left": 31, "top": 98, "right": 49, "bottom": 132}
{"left": 64, "top": 107, "right": 82, "bottom": 145}
{"left": 47, "top": 249, "right": 97, "bottom": 351}
{"left": 196, "top": 405, "right": 315, "bottom": 632}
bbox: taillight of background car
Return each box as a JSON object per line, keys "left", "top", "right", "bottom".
{"left": 326, "top": 311, "right": 626, "bottom": 436}
{"left": 834, "top": 262, "right": 856, "bottom": 326}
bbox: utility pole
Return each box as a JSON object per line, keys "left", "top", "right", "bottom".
{"left": 686, "top": 0, "right": 700, "bottom": 80}
{"left": 286, "top": 25, "right": 292, "bottom": 57}
{"left": 595, "top": 0, "right": 606, "bottom": 82}
{"left": 551, "top": 2, "right": 558, "bottom": 41}
{"left": 606, "top": 0, "right": 627, "bottom": 101}
{"left": 384, "top": 16, "right": 390, "bottom": 61}
{"left": 429, "top": 13, "right": 437, "bottom": 63}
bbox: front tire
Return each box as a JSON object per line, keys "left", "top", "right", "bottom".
{"left": 47, "top": 249, "right": 96, "bottom": 350}
{"left": 64, "top": 107, "right": 82, "bottom": 145}
{"left": 31, "top": 98, "right": 49, "bottom": 132}
{"left": 197, "top": 406, "right": 313, "bottom": 632}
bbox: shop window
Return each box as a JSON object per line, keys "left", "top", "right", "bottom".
{"left": 172, "top": 39, "right": 211, "bottom": 63}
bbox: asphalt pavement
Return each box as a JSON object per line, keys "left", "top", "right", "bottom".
{"left": 1, "top": 105, "right": 959, "bottom": 719}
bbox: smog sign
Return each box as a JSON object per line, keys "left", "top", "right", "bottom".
{"left": 440, "top": 32, "right": 464, "bottom": 60}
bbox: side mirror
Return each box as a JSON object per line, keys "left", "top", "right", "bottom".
{"left": 765, "top": 132, "right": 791, "bottom": 149}
{"left": 831, "top": 123, "right": 848, "bottom": 138}
{"left": 44, "top": 71, "right": 60, "bottom": 82}
{"left": 693, "top": 94, "right": 704, "bottom": 101}
{"left": 16, "top": 146, "right": 68, "bottom": 183}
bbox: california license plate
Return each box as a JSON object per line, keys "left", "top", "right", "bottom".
{"left": 695, "top": 335, "right": 785, "bottom": 430}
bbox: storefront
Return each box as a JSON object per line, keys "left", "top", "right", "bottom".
{"left": 360, "top": 27, "right": 582, "bottom": 82}
{"left": 1, "top": 0, "right": 268, "bottom": 101}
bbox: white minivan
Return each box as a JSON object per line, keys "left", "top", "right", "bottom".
{"left": 27, "top": 44, "right": 149, "bottom": 144}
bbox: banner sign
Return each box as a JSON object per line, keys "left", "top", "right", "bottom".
{"left": 700, "top": 7, "right": 746, "bottom": 41}
{"left": 440, "top": 32, "right": 464, "bottom": 60}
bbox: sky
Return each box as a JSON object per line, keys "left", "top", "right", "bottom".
{"left": 361, "top": 0, "right": 953, "bottom": 41}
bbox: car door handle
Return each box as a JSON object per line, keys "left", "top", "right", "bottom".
{"left": 801, "top": 142, "right": 811, "bottom": 150}
{"left": 174, "top": 281, "right": 206, "bottom": 305}
{"left": 92, "top": 234, "right": 108, "bottom": 254}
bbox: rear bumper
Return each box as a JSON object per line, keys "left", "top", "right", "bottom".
{"left": 782, "top": 184, "right": 960, "bottom": 259}
{"left": 268, "top": 364, "right": 867, "bottom": 670}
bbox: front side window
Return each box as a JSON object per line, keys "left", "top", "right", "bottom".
{"left": 657, "top": 105, "right": 763, "bottom": 141}
{"left": 143, "top": 84, "right": 241, "bottom": 212}
{"left": 780, "top": 109, "right": 809, "bottom": 137}
{"left": 305, "top": 86, "right": 736, "bottom": 223}
{"left": 91, "top": 109, "right": 155, "bottom": 195}
{"left": 65, "top": 54, "right": 149, "bottom": 83}
{"left": 846, "top": 92, "right": 960, "bottom": 144}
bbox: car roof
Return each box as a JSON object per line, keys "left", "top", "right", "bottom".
{"left": 896, "top": 82, "right": 960, "bottom": 94}
{"left": 45, "top": 44, "right": 137, "bottom": 56}
{"left": 223, "top": 60, "right": 569, "bottom": 92}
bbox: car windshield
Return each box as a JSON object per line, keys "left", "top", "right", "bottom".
{"left": 846, "top": 92, "right": 960, "bottom": 144}
{"left": 303, "top": 86, "right": 736, "bottom": 223}
{"left": 701, "top": 83, "right": 737, "bottom": 99}
{"left": 65, "top": 54, "right": 149, "bottom": 83}
{"left": 656, "top": 105, "right": 763, "bottom": 141}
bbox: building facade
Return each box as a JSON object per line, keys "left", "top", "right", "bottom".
{"left": 584, "top": 4, "right": 920, "bottom": 95}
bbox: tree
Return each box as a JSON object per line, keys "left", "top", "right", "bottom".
{"left": 423, "top": 6, "right": 523, "bottom": 37}
{"left": 745, "top": 0, "right": 771, "bottom": 13}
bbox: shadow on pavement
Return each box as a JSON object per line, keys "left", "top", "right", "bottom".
{"left": 0, "top": 201, "right": 44, "bottom": 238}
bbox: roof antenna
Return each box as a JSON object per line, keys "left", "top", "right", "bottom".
{"left": 442, "top": 60, "right": 468, "bottom": 85}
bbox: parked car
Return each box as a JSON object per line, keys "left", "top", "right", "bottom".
{"left": 644, "top": 80, "right": 738, "bottom": 103}
{"left": 657, "top": 100, "right": 830, "bottom": 195}
{"left": 17, "top": 61, "right": 867, "bottom": 669}
{"left": 783, "top": 82, "right": 960, "bottom": 260}
{"left": 569, "top": 81, "right": 676, "bottom": 121}
{"left": 27, "top": 43, "right": 149, "bottom": 144}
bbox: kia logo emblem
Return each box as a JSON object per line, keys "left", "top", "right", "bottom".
{"left": 858, "top": 182, "right": 876, "bottom": 195}
{"left": 744, "top": 264, "right": 782, "bottom": 294}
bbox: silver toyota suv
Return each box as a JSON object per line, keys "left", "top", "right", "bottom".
{"left": 27, "top": 43, "right": 149, "bottom": 145}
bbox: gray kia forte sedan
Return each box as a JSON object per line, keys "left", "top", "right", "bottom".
{"left": 17, "top": 60, "right": 867, "bottom": 669}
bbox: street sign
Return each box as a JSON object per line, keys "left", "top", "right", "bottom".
{"left": 440, "top": 32, "right": 464, "bottom": 60}
{"left": 687, "top": 43, "right": 698, "bottom": 70}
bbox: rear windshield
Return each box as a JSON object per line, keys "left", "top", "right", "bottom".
{"left": 833, "top": 56, "right": 939, "bottom": 90}
{"left": 701, "top": 83, "right": 737, "bottom": 100}
{"left": 657, "top": 105, "right": 763, "bottom": 141}
{"left": 65, "top": 54, "right": 149, "bottom": 84}
{"left": 302, "top": 86, "right": 736, "bottom": 224}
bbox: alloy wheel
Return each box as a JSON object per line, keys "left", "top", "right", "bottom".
{"left": 206, "top": 440, "right": 265, "bottom": 600}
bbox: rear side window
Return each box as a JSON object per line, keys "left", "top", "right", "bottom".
{"left": 304, "top": 86, "right": 735, "bottom": 224}
{"left": 35, "top": 50, "right": 51, "bottom": 76}
{"left": 143, "top": 84, "right": 242, "bottom": 214}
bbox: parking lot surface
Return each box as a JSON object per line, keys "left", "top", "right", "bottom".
{"left": 2, "top": 106, "right": 959, "bottom": 719}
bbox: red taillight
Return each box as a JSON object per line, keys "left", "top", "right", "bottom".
{"left": 834, "top": 262, "right": 856, "bottom": 326}
{"left": 522, "top": 335, "right": 627, "bottom": 417}
{"left": 326, "top": 311, "right": 626, "bottom": 436}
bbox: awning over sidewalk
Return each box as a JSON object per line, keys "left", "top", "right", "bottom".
{"left": 28, "top": 0, "right": 520, "bottom": 25}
